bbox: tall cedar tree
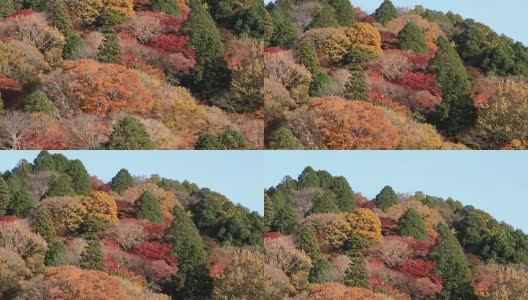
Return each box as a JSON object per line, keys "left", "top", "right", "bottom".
{"left": 97, "top": 29, "right": 123, "bottom": 65}
{"left": 135, "top": 191, "right": 164, "bottom": 224}
{"left": 344, "top": 68, "right": 369, "bottom": 101}
{"left": 35, "top": 209, "right": 56, "bottom": 242}
{"left": 326, "top": 0, "right": 355, "bottom": 26}
{"left": 299, "top": 226, "right": 321, "bottom": 260}
{"left": 164, "top": 205, "right": 212, "bottom": 299}
{"left": 308, "top": 190, "right": 339, "bottom": 215}
{"left": 185, "top": 0, "right": 229, "bottom": 98}
{"left": 297, "top": 39, "right": 321, "bottom": 75}
{"left": 46, "top": 173, "right": 75, "bottom": 197}
{"left": 66, "top": 160, "right": 91, "bottom": 195}
{"left": 268, "top": 127, "right": 301, "bottom": 150}
{"left": 107, "top": 116, "right": 155, "bottom": 150}
{"left": 309, "top": 4, "right": 339, "bottom": 29}
{"left": 344, "top": 252, "right": 370, "bottom": 288}
{"left": 330, "top": 176, "right": 356, "bottom": 211}
{"left": 429, "top": 224, "right": 475, "bottom": 299}
{"left": 375, "top": 185, "right": 398, "bottom": 211}
{"left": 7, "top": 178, "right": 35, "bottom": 218}
{"left": 374, "top": 0, "right": 398, "bottom": 24}
{"left": 24, "top": 90, "right": 57, "bottom": 115}
{"left": 429, "top": 37, "right": 476, "bottom": 135}
{"left": 33, "top": 150, "right": 56, "bottom": 172}
{"left": 45, "top": 240, "right": 67, "bottom": 266}
{"left": 0, "top": 0, "right": 15, "bottom": 18}
{"left": 152, "top": 0, "right": 180, "bottom": 16}
{"left": 269, "top": 8, "right": 298, "bottom": 48}
{"left": 111, "top": 168, "right": 134, "bottom": 194}
{"left": 298, "top": 166, "right": 320, "bottom": 188}
{"left": 399, "top": 22, "right": 428, "bottom": 54}
{"left": 0, "top": 177, "right": 9, "bottom": 217}
{"left": 80, "top": 238, "right": 105, "bottom": 271}
{"left": 399, "top": 208, "right": 429, "bottom": 241}
{"left": 50, "top": 0, "right": 84, "bottom": 59}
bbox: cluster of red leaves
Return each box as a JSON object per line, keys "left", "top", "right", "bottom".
{"left": 98, "top": 183, "right": 112, "bottom": 193}
{"left": 403, "top": 236, "right": 435, "bottom": 257}
{"left": 0, "top": 216, "right": 19, "bottom": 223}
{"left": 21, "top": 115, "right": 70, "bottom": 150}
{"left": 379, "top": 31, "right": 399, "bottom": 49}
{"left": 264, "top": 47, "right": 284, "bottom": 54}
{"left": 400, "top": 50, "right": 432, "bottom": 70}
{"left": 369, "top": 88, "right": 411, "bottom": 115}
{"left": 123, "top": 50, "right": 139, "bottom": 67}
{"left": 131, "top": 241, "right": 177, "bottom": 266}
{"left": 264, "top": 232, "right": 283, "bottom": 240}
{"left": 104, "top": 256, "right": 147, "bottom": 285}
{"left": 396, "top": 72, "right": 442, "bottom": 96}
{"left": 147, "top": 34, "right": 195, "bottom": 59}
{"left": 139, "top": 11, "right": 188, "bottom": 33}
{"left": 396, "top": 258, "right": 443, "bottom": 284}
{"left": 9, "top": 9, "right": 33, "bottom": 19}
{"left": 379, "top": 217, "right": 399, "bottom": 236}
{"left": 0, "top": 74, "right": 23, "bottom": 91}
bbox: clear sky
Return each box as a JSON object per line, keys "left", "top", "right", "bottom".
{"left": 264, "top": 151, "right": 528, "bottom": 233}
{"left": 0, "top": 151, "right": 263, "bottom": 215}
{"left": 265, "top": 0, "right": 527, "bottom": 46}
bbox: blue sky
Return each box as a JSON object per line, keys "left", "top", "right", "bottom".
{"left": 264, "top": 151, "right": 528, "bottom": 233}
{"left": 265, "top": 0, "right": 527, "bottom": 46}
{"left": 0, "top": 151, "right": 263, "bottom": 214}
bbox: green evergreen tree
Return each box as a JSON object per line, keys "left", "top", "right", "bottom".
{"left": 78, "top": 216, "right": 111, "bottom": 238}
{"left": 309, "top": 71, "right": 333, "bottom": 97}
{"left": 316, "top": 170, "right": 333, "bottom": 189}
{"left": 399, "top": 208, "right": 428, "bottom": 241}
{"left": 299, "top": 226, "right": 320, "bottom": 260}
{"left": 268, "top": 127, "right": 301, "bottom": 150}
{"left": 296, "top": 39, "right": 321, "bottom": 75}
{"left": 298, "top": 166, "right": 320, "bottom": 188}
{"left": 429, "top": 224, "right": 475, "bottom": 300}
{"left": 344, "top": 67, "right": 369, "bottom": 101}
{"left": 46, "top": 173, "right": 75, "bottom": 197}
{"left": 375, "top": 185, "right": 398, "bottom": 211}
{"left": 51, "top": 153, "right": 70, "bottom": 173}
{"left": 152, "top": 0, "right": 180, "bottom": 16}
{"left": 272, "top": 201, "right": 299, "bottom": 234}
{"left": 80, "top": 238, "right": 105, "bottom": 271}
{"left": 309, "top": 4, "right": 339, "bottom": 29}
{"left": 164, "top": 205, "right": 212, "bottom": 299}
{"left": 185, "top": 0, "right": 229, "bottom": 98}
{"left": 329, "top": 176, "right": 356, "bottom": 212}
{"left": 135, "top": 190, "right": 164, "bottom": 224}
{"left": 35, "top": 209, "right": 56, "bottom": 242}
{"left": 66, "top": 160, "right": 91, "bottom": 195}
{"left": 45, "top": 240, "right": 67, "bottom": 266}
{"left": 220, "top": 129, "right": 247, "bottom": 149}
{"left": 233, "top": 3, "right": 266, "bottom": 39}
{"left": 0, "top": 177, "right": 9, "bottom": 217}
{"left": 344, "top": 252, "right": 370, "bottom": 288}
{"left": 107, "top": 116, "right": 155, "bottom": 150}
{"left": 195, "top": 133, "right": 224, "bottom": 150}
{"left": 342, "top": 234, "right": 373, "bottom": 254}
{"left": 374, "top": 0, "right": 398, "bottom": 25}
{"left": 429, "top": 36, "right": 476, "bottom": 135}
{"left": 7, "top": 178, "right": 35, "bottom": 218}
{"left": 50, "top": 0, "right": 85, "bottom": 59}
{"left": 0, "top": 0, "right": 15, "bottom": 18}
{"left": 326, "top": 0, "right": 355, "bottom": 26}
{"left": 33, "top": 150, "right": 56, "bottom": 172}
{"left": 399, "top": 21, "right": 428, "bottom": 54}
{"left": 308, "top": 190, "right": 339, "bottom": 215}
{"left": 24, "top": 90, "right": 57, "bottom": 115}
{"left": 309, "top": 257, "right": 332, "bottom": 283}
{"left": 269, "top": 8, "right": 299, "bottom": 48}
{"left": 96, "top": 29, "right": 123, "bottom": 65}
{"left": 111, "top": 168, "right": 134, "bottom": 194}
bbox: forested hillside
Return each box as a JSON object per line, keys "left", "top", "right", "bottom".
{"left": 0, "top": 0, "right": 264, "bottom": 150}
{"left": 0, "top": 151, "right": 264, "bottom": 299}
{"left": 264, "top": 0, "right": 528, "bottom": 150}
{"left": 264, "top": 167, "right": 528, "bottom": 299}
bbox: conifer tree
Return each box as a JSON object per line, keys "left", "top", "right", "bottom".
{"left": 135, "top": 190, "right": 164, "bottom": 224}
{"left": 35, "top": 209, "right": 56, "bottom": 242}
{"left": 297, "top": 39, "right": 321, "bottom": 75}
{"left": 97, "top": 29, "right": 123, "bottom": 65}
{"left": 46, "top": 173, "right": 75, "bottom": 197}
{"left": 107, "top": 116, "right": 154, "bottom": 150}
{"left": 399, "top": 208, "right": 429, "bottom": 240}
{"left": 0, "top": 177, "right": 10, "bottom": 217}
{"left": 220, "top": 129, "right": 248, "bottom": 149}
{"left": 309, "top": 4, "right": 339, "bottom": 29}
{"left": 33, "top": 150, "right": 56, "bottom": 172}
{"left": 269, "top": 8, "right": 298, "bottom": 48}
{"left": 111, "top": 168, "right": 134, "bottom": 194}
{"left": 344, "top": 252, "right": 370, "bottom": 288}
{"left": 152, "top": 0, "right": 180, "bottom": 16}
{"left": 375, "top": 185, "right": 398, "bottom": 211}
{"left": 344, "top": 68, "right": 369, "bottom": 101}
{"left": 308, "top": 190, "right": 339, "bottom": 215}
{"left": 66, "top": 160, "right": 91, "bottom": 195}
{"left": 298, "top": 166, "right": 320, "bottom": 188}
{"left": 329, "top": 176, "right": 356, "bottom": 212}
{"left": 399, "top": 21, "right": 428, "bottom": 54}
{"left": 327, "top": 0, "right": 355, "bottom": 26}
{"left": 50, "top": 0, "right": 84, "bottom": 59}
{"left": 195, "top": 133, "right": 224, "bottom": 150}
{"left": 0, "top": 0, "right": 15, "bottom": 19}
{"left": 7, "top": 178, "right": 35, "bottom": 218}
{"left": 24, "top": 90, "right": 57, "bottom": 115}
{"left": 374, "top": 0, "right": 398, "bottom": 25}
{"left": 299, "top": 226, "right": 320, "bottom": 260}
{"left": 45, "top": 240, "right": 67, "bottom": 266}
{"left": 80, "top": 238, "right": 105, "bottom": 271}
{"left": 164, "top": 205, "right": 212, "bottom": 299}
{"left": 268, "top": 128, "right": 301, "bottom": 150}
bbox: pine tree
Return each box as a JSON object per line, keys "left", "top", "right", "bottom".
{"left": 97, "top": 29, "right": 123, "bottom": 65}
{"left": 374, "top": 0, "right": 398, "bottom": 25}
{"left": 220, "top": 129, "right": 247, "bottom": 149}
{"left": 46, "top": 173, "right": 75, "bottom": 197}
{"left": 308, "top": 190, "right": 339, "bottom": 215}
{"left": 164, "top": 205, "right": 212, "bottom": 299}
{"left": 33, "top": 150, "right": 56, "bottom": 172}
{"left": 135, "top": 190, "right": 164, "bottom": 224}
{"left": 268, "top": 127, "right": 301, "bottom": 150}
{"left": 329, "top": 176, "right": 356, "bottom": 212}
{"left": 399, "top": 22, "right": 428, "bottom": 54}
{"left": 45, "top": 240, "right": 67, "bottom": 266}
{"left": 80, "top": 238, "right": 105, "bottom": 271}
{"left": 309, "top": 4, "right": 339, "bottom": 29}
{"left": 152, "top": 0, "right": 180, "bottom": 16}
{"left": 111, "top": 168, "right": 134, "bottom": 194}
{"left": 107, "top": 116, "right": 155, "bottom": 150}
{"left": 24, "top": 90, "right": 57, "bottom": 115}
{"left": 185, "top": 0, "right": 229, "bottom": 98}
{"left": 269, "top": 8, "right": 299, "bottom": 48}
{"left": 344, "top": 67, "right": 369, "bottom": 101}
{"left": 309, "top": 257, "right": 331, "bottom": 283}
{"left": 375, "top": 185, "right": 398, "bottom": 211}
{"left": 66, "top": 160, "right": 91, "bottom": 195}
{"left": 195, "top": 133, "right": 224, "bottom": 150}
{"left": 429, "top": 36, "right": 476, "bottom": 135}
{"left": 298, "top": 166, "right": 320, "bottom": 188}
{"left": 296, "top": 39, "right": 321, "bottom": 75}
{"left": 0, "top": 177, "right": 10, "bottom": 217}
{"left": 344, "top": 252, "right": 370, "bottom": 288}
{"left": 399, "top": 208, "right": 429, "bottom": 241}
{"left": 35, "top": 209, "right": 56, "bottom": 242}
{"left": 50, "top": 0, "right": 84, "bottom": 59}
{"left": 7, "top": 178, "right": 35, "bottom": 218}
{"left": 299, "top": 226, "right": 320, "bottom": 260}
{"left": 0, "top": 0, "right": 15, "bottom": 19}
{"left": 429, "top": 224, "right": 475, "bottom": 299}
{"left": 326, "top": 0, "right": 355, "bottom": 26}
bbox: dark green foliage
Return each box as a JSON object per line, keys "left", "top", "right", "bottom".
{"left": 233, "top": 4, "right": 266, "bottom": 39}
{"left": 63, "top": 33, "right": 85, "bottom": 60}
{"left": 264, "top": 193, "right": 274, "bottom": 227}
{"left": 269, "top": 8, "right": 298, "bottom": 48}
{"left": 107, "top": 117, "right": 155, "bottom": 150}
{"left": 195, "top": 129, "right": 248, "bottom": 150}
{"left": 268, "top": 127, "right": 301, "bottom": 150}
{"left": 46, "top": 173, "right": 75, "bottom": 197}
{"left": 0, "top": 0, "right": 15, "bottom": 18}
{"left": 152, "top": 0, "right": 180, "bottom": 16}
{"left": 269, "top": 191, "right": 299, "bottom": 234}
{"left": 164, "top": 205, "right": 212, "bottom": 299}
{"left": 80, "top": 238, "right": 105, "bottom": 271}
{"left": 78, "top": 216, "right": 111, "bottom": 238}
{"left": 298, "top": 166, "right": 320, "bottom": 188}
{"left": 344, "top": 68, "right": 369, "bottom": 101}
{"left": 309, "top": 72, "right": 333, "bottom": 97}
{"left": 344, "top": 252, "right": 369, "bottom": 288}
{"left": 308, "top": 190, "right": 339, "bottom": 215}
{"left": 95, "top": 10, "right": 127, "bottom": 28}
{"left": 296, "top": 39, "right": 321, "bottom": 75}
{"left": 0, "top": 177, "right": 9, "bottom": 217}
{"left": 111, "top": 168, "right": 134, "bottom": 194}
{"left": 135, "top": 191, "right": 164, "bottom": 224}
{"left": 299, "top": 226, "right": 320, "bottom": 260}
{"left": 45, "top": 240, "right": 67, "bottom": 266}
{"left": 326, "top": 0, "right": 355, "bottom": 26}
{"left": 309, "top": 257, "right": 332, "bottom": 283}
{"left": 455, "top": 20, "right": 498, "bottom": 66}
{"left": 7, "top": 178, "right": 35, "bottom": 218}
{"left": 50, "top": 0, "right": 85, "bottom": 59}
{"left": 33, "top": 151, "right": 56, "bottom": 172}
{"left": 97, "top": 29, "right": 123, "bottom": 64}
{"left": 309, "top": 4, "right": 339, "bottom": 29}
{"left": 429, "top": 224, "right": 475, "bottom": 300}
{"left": 375, "top": 185, "right": 398, "bottom": 212}
{"left": 21, "top": 0, "right": 47, "bottom": 10}
{"left": 35, "top": 209, "right": 56, "bottom": 242}
{"left": 329, "top": 176, "right": 356, "bottom": 212}
{"left": 195, "top": 133, "right": 224, "bottom": 150}
{"left": 316, "top": 170, "right": 333, "bottom": 189}
{"left": 399, "top": 22, "right": 428, "bottom": 54}
{"left": 342, "top": 234, "right": 374, "bottom": 254}
{"left": 399, "top": 208, "right": 428, "bottom": 241}
{"left": 66, "top": 160, "right": 91, "bottom": 195}
{"left": 185, "top": 0, "right": 229, "bottom": 98}
{"left": 374, "top": 0, "right": 398, "bottom": 25}
{"left": 24, "top": 90, "right": 57, "bottom": 115}
{"left": 429, "top": 36, "right": 476, "bottom": 135}
{"left": 341, "top": 48, "right": 376, "bottom": 68}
